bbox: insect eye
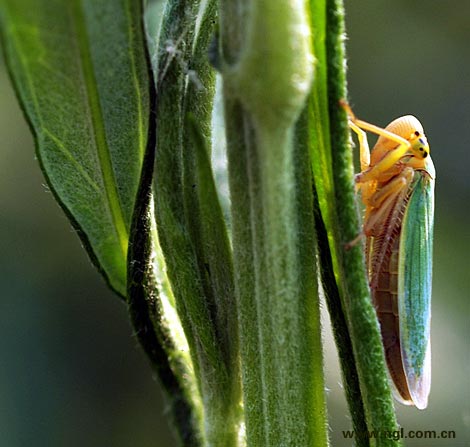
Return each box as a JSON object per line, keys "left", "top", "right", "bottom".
{"left": 414, "top": 131, "right": 420, "bottom": 136}
{"left": 419, "top": 147, "right": 424, "bottom": 151}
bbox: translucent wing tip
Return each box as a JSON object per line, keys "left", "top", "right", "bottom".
{"left": 405, "top": 341, "right": 432, "bottom": 410}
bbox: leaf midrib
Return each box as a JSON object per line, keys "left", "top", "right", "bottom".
{"left": 72, "top": 0, "right": 128, "bottom": 257}
{"left": 124, "top": 0, "right": 145, "bottom": 169}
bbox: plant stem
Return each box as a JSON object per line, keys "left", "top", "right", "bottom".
{"left": 307, "top": 0, "right": 370, "bottom": 443}
{"left": 324, "top": 0, "right": 400, "bottom": 444}
{"left": 220, "top": 1, "right": 328, "bottom": 445}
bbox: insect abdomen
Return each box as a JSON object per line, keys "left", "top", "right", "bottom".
{"left": 370, "top": 226, "right": 413, "bottom": 404}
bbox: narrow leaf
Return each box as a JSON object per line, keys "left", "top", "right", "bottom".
{"left": 151, "top": 1, "right": 241, "bottom": 444}
{"left": 325, "top": 0, "right": 400, "bottom": 443}
{"left": 307, "top": 0, "right": 369, "bottom": 443}
{"left": 127, "top": 93, "right": 204, "bottom": 446}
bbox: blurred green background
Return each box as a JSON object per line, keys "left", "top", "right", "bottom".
{"left": 0, "top": 1, "right": 468, "bottom": 446}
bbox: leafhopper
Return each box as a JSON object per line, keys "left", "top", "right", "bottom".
{"left": 344, "top": 103, "right": 435, "bottom": 409}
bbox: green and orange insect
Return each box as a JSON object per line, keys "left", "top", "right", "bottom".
{"left": 344, "top": 103, "right": 435, "bottom": 410}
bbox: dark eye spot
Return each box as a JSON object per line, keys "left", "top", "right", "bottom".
{"left": 423, "top": 152, "right": 428, "bottom": 158}
{"left": 419, "top": 147, "right": 424, "bottom": 151}
{"left": 414, "top": 131, "right": 420, "bottom": 136}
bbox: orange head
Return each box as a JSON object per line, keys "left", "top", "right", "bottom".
{"left": 376, "top": 115, "right": 430, "bottom": 159}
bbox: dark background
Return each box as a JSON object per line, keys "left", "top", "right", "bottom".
{"left": 0, "top": 1, "right": 468, "bottom": 446}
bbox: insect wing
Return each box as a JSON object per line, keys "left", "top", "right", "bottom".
{"left": 398, "top": 158, "right": 435, "bottom": 409}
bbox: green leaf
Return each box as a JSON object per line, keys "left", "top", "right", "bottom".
{"left": 150, "top": 0, "right": 241, "bottom": 444}
{"left": 307, "top": 1, "right": 369, "bottom": 444}
{"left": 0, "top": 0, "right": 150, "bottom": 296}
{"left": 127, "top": 96, "right": 204, "bottom": 446}
{"left": 125, "top": 2, "right": 211, "bottom": 445}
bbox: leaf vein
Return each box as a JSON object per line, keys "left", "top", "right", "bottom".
{"left": 72, "top": 0, "right": 128, "bottom": 257}
{"left": 42, "top": 128, "right": 101, "bottom": 194}
{"left": 124, "top": 0, "right": 146, "bottom": 167}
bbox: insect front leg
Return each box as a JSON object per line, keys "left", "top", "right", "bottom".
{"left": 368, "top": 168, "right": 414, "bottom": 209}
{"left": 357, "top": 139, "right": 411, "bottom": 185}
{"left": 348, "top": 121, "right": 371, "bottom": 172}
{"left": 341, "top": 101, "right": 411, "bottom": 183}
{"left": 341, "top": 100, "right": 371, "bottom": 173}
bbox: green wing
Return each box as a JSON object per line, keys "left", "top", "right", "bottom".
{"left": 398, "top": 157, "right": 435, "bottom": 410}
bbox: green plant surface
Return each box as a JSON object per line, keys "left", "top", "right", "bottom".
{"left": 147, "top": 1, "right": 242, "bottom": 445}
{"left": 127, "top": 94, "right": 204, "bottom": 445}
{"left": 0, "top": 0, "right": 150, "bottom": 296}
{"left": 219, "top": 1, "right": 328, "bottom": 445}
{"left": 124, "top": 2, "right": 206, "bottom": 445}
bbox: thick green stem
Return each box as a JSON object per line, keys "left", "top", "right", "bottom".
{"left": 224, "top": 98, "right": 327, "bottom": 447}
{"left": 220, "top": 1, "right": 327, "bottom": 446}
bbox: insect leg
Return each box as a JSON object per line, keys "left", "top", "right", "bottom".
{"left": 355, "top": 128, "right": 411, "bottom": 184}
{"left": 348, "top": 121, "right": 370, "bottom": 171}
{"left": 340, "top": 102, "right": 413, "bottom": 184}
{"left": 363, "top": 168, "right": 414, "bottom": 236}
{"left": 340, "top": 100, "right": 371, "bottom": 172}
{"left": 368, "top": 169, "right": 414, "bottom": 209}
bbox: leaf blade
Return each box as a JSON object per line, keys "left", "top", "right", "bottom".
{"left": 0, "top": 0, "right": 150, "bottom": 296}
